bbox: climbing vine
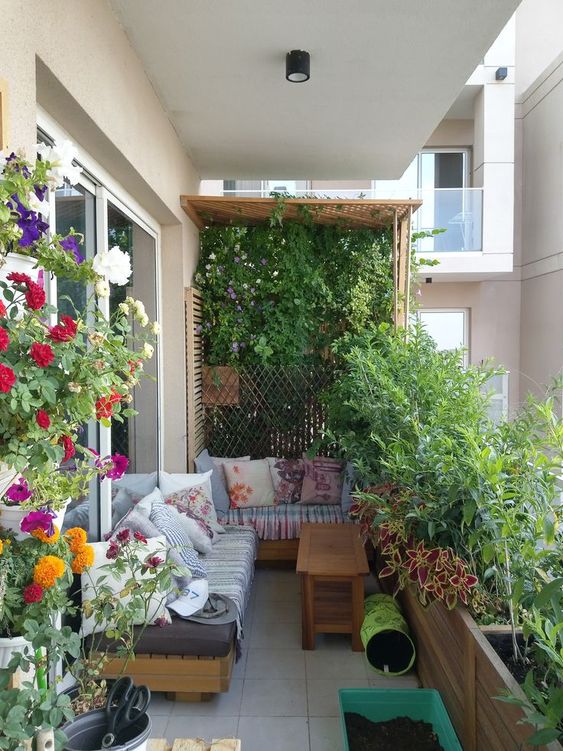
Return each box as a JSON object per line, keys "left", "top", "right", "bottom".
{"left": 194, "top": 200, "right": 394, "bottom": 366}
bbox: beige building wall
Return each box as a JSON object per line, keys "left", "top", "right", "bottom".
{"left": 1, "top": 0, "right": 201, "bottom": 470}
{"left": 515, "top": 2, "right": 563, "bottom": 400}
{"left": 419, "top": 281, "right": 521, "bottom": 412}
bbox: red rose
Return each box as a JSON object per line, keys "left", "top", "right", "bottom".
{"left": 23, "top": 583, "right": 44, "bottom": 604}
{"left": 0, "top": 363, "right": 16, "bottom": 393}
{"left": 36, "top": 410, "right": 51, "bottom": 429}
{"left": 0, "top": 301, "right": 6, "bottom": 317}
{"left": 24, "top": 281, "right": 46, "bottom": 311}
{"left": 30, "top": 342, "right": 54, "bottom": 367}
{"left": 0, "top": 327, "right": 9, "bottom": 352}
{"left": 47, "top": 315, "right": 78, "bottom": 343}
{"left": 7, "top": 271, "right": 33, "bottom": 286}
{"left": 134, "top": 531, "right": 148, "bottom": 543}
{"left": 61, "top": 435, "right": 76, "bottom": 462}
{"left": 95, "top": 388, "right": 122, "bottom": 420}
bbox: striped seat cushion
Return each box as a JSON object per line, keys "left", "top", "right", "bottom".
{"left": 222, "top": 503, "right": 349, "bottom": 540}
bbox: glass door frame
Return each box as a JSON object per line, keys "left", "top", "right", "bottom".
{"left": 37, "top": 109, "right": 163, "bottom": 538}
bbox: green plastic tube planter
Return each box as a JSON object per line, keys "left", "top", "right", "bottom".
{"left": 361, "top": 594, "right": 416, "bottom": 675}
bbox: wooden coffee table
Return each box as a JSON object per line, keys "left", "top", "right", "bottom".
{"left": 296, "top": 523, "right": 369, "bottom": 651}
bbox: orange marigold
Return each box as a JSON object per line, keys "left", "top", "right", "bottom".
{"left": 71, "top": 543, "right": 95, "bottom": 575}
{"left": 32, "top": 527, "right": 61, "bottom": 544}
{"left": 33, "top": 555, "right": 66, "bottom": 589}
{"left": 65, "top": 527, "right": 88, "bottom": 553}
{"left": 0, "top": 540, "right": 3, "bottom": 555}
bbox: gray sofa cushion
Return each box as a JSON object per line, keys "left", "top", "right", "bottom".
{"left": 195, "top": 449, "right": 230, "bottom": 517}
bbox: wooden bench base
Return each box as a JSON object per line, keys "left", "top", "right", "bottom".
{"left": 256, "top": 539, "right": 300, "bottom": 563}
{"left": 99, "top": 644, "right": 235, "bottom": 701}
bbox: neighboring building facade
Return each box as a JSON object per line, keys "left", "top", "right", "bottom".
{"left": 204, "top": 1, "right": 563, "bottom": 415}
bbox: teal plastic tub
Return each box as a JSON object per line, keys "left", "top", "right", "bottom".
{"left": 339, "top": 688, "right": 462, "bottom": 751}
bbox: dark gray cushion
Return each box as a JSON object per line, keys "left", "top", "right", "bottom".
{"left": 88, "top": 616, "right": 236, "bottom": 658}
{"left": 195, "top": 449, "right": 230, "bottom": 517}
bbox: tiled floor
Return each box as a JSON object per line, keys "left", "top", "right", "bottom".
{"left": 149, "top": 569, "right": 419, "bottom": 751}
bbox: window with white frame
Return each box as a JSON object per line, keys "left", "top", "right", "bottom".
{"left": 38, "top": 118, "right": 161, "bottom": 538}
{"left": 418, "top": 308, "right": 469, "bottom": 367}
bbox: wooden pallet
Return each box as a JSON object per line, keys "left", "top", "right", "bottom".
{"left": 149, "top": 740, "right": 240, "bottom": 751}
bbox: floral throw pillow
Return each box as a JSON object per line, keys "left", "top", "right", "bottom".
{"left": 299, "top": 455, "right": 345, "bottom": 505}
{"left": 164, "top": 486, "right": 217, "bottom": 538}
{"left": 268, "top": 457, "right": 305, "bottom": 504}
{"left": 223, "top": 459, "right": 276, "bottom": 509}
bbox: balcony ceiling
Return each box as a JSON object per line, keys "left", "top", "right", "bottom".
{"left": 109, "top": 0, "right": 519, "bottom": 180}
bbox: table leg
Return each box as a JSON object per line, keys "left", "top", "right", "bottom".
{"left": 351, "top": 575, "right": 364, "bottom": 652}
{"left": 301, "top": 574, "right": 315, "bottom": 650}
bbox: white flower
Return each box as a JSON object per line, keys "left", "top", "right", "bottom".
{"left": 205, "top": 264, "right": 211, "bottom": 270}
{"left": 28, "top": 192, "right": 50, "bottom": 218}
{"left": 0, "top": 151, "right": 7, "bottom": 177}
{"left": 142, "top": 342, "right": 154, "bottom": 359}
{"left": 208, "top": 253, "right": 216, "bottom": 261}
{"left": 138, "top": 313, "right": 149, "bottom": 327}
{"left": 118, "top": 302, "right": 130, "bottom": 315}
{"left": 37, "top": 140, "right": 82, "bottom": 188}
{"left": 272, "top": 271, "right": 279, "bottom": 277}
{"left": 133, "top": 299, "right": 146, "bottom": 317}
{"left": 68, "top": 382, "right": 82, "bottom": 393}
{"left": 150, "top": 321, "right": 161, "bottom": 335}
{"left": 93, "top": 246, "right": 132, "bottom": 285}
{"left": 95, "top": 279, "right": 110, "bottom": 298}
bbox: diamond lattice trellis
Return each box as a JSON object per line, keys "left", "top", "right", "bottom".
{"left": 204, "top": 362, "right": 336, "bottom": 459}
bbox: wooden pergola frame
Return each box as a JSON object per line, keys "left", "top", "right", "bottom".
{"left": 180, "top": 195, "right": 422, "bottom": 328}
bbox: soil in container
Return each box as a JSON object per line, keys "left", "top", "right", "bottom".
{"left": 485, "top": 632, "right": 532, "bottom": 685}
{"left": 344, "top": 712, "right": 445, "bottom": 751}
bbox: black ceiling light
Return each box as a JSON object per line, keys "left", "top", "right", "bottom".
{"left": 286, "top": 50, "right": 310, "bottom": 83}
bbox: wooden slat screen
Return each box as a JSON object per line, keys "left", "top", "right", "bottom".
{"left": 185, "top": 288, "right": 205, "bottom": 470}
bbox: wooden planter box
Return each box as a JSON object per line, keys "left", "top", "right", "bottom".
{"left": 397, "top": 586, "right": 562, "bottom": 751}
{"left": 202, "top": 366, "right": 240, "bottom": 406}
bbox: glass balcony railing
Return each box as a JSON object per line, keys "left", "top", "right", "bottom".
{"left": 221, "top": 186, "right": 484, "bottom": 253}
{"left": 412, "top": 188, "right": 483, "bottom": 253}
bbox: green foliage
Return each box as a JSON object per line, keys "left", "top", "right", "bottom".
{"left": 194, "top": 200, "right": 394, "bottom": 365}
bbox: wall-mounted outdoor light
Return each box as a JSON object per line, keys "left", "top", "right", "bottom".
{"left": 286, "top": 50, "right": 310, "bottom": 83}
{"left": 495, "top": 67, "right": 508, "bottom": 81}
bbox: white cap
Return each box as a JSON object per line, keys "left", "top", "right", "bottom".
{"left": 168, "top": 578, "right": 209, "bottom": 617}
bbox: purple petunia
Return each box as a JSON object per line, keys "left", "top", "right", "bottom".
{"left": 230, "top": 293, "right": 237, "bottom": 300}
{"left": 5, "top": 479, "right": 33, "bottom": 504}
{"left": 60, "top": 235, "right": 85, "bottom": 264}
{"left": 8, "top": 194, "right": 49, "bottom": 247}
{"left": 20, "top": 508, "right": 56, "bottom": 537}
{"left": 34, "top": 184, "right": 48, "bottom": 201}
{"left": 97, "top": 453, "right": 129, "bottom": 481}
{"left": 260, "top": 258, "right": 267, "bottom": 265}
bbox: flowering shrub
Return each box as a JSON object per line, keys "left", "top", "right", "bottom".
{"left": 69, "top": 529, "right": 183, "bottom": 713}
{"left": 0, "top": 144, "right": 159, "bottom": 525}
{"left": 0, "top": 524, "right": 94, "bottom": 636}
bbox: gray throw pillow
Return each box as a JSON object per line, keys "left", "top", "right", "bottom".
{"left": 341, "top": 462, "right": 359, "bottom": 515}
{"left": 195, "top": 449, "right": 230, "bottom": 517}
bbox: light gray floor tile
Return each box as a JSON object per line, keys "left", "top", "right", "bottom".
{"left": 246, "top": 648, "right": 306, "bottom": 680}
{"left": 305, "top": 650, "right": 369, "bottom": 680}
{"left": 240, "top": 678, "right": 307, "bottom": 717}
{"left": 253, "top": 600, "right": 301, "bottom": 626}
{"left": 249, "top": 619, "right": 302, "bottom": 649}
{"left": 314, "top": 633, "right": 358, "bottom": 652}
{"left": 237, "top": 716, "right": 310, "bottom": 751}
{"left": 165, "top": 715, "right": 239, "bottom": 742}
{"left": 149, "top": 691, "right": 174, "bottom": 716}
{"left": 309, "top": 717, "right": 343, "bottom": 751}
{"left": 149, "top": 714, "right": 169, "bottom": 738}
{"left": 170, "top": 680, "right": 243, "bottom": 717}
{"left": 232, "top": 648, "right": 248, "bottom": 680}
{"left": 368, "top": 672, "right": 421, "bottom": 688}
{"left": 307, "top": 678, "right": 369, "bottom": 717}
